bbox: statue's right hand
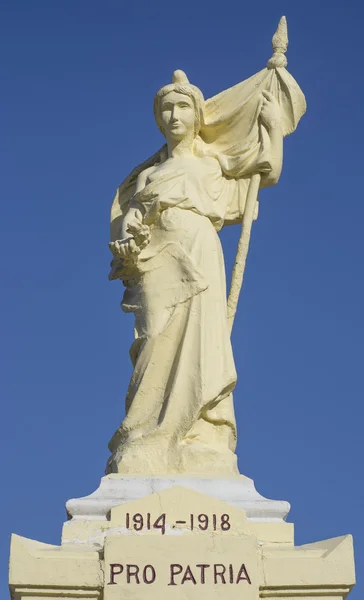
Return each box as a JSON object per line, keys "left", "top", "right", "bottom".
{"left": 109, "top": 238, "right": 141, "bottom": 261}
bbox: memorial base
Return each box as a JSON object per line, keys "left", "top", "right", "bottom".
{"left": 9, "top": 480, "right": 355, "bottom": 600}
{"left": 63, "top": 474, "right": 292, "bottom": 547}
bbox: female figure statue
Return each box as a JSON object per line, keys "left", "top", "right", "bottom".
{"left": 108, "top": 24, "right": 305, "bottom": 475}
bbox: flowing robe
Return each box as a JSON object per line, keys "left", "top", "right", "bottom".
{"left": 107, "top": 156, "right": 250, "bottom": 474}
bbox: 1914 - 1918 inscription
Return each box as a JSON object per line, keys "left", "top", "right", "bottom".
{"left": 124, "top": 512, "right": 231, "bottom": 534}
{"left": 108, "top": 562, "right": 252, "bottom": 586}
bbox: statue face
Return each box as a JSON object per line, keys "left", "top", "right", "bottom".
{"left": 159, "top": 91, "right": 196, "bottom": 141}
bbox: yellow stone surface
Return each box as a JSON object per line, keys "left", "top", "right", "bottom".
{"left": 62, "top": 484, "right": 294, "bottom": 547}
{"left": 9, "top": 533, "right": 103, "bottom": 600}
{"left": 109, "top": 486, "right": 248, "bottom": 534}
{"left": 9, "top": 487, "right": 355, "bottom": 600}
{"left": 104, "top": 534, "right": 259, "bottom": 600}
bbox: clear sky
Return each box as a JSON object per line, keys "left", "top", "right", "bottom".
{"left": 1, "top": 0, "right": 363, "bottom": 596}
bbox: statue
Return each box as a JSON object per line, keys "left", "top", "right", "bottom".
{"left": 107, "top": 17, "right": 306, "bottom": 476}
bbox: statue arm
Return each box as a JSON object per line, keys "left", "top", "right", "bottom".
{"left": 120, "top": 168, "right": 153, "bottom": 240}
{"left": 109, "top": 168, "right": 153, "bottom": 264}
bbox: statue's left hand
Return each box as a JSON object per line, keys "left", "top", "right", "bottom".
{"left": 109, "top": 215, "right": 151, "bottom": 262}
{"left": 109, "top": 238, "right": 141, "bottom": 262}
{"left": 259, "top": 91, "right": 281, "bottom": 131}
{"left": 126, "top": 215, "right": 151, "bottom": 251}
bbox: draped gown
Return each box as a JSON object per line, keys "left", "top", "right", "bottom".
{"left": 107, "top": 154, "right": 250, "bottom": 475}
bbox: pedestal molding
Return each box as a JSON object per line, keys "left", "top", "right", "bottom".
{"left": 260, "top": 585, "right": 353, "bottom": 598}
{"left": 66, "top": 475, "right": 290, "bottom": 523}
{"left": 10, "top": 586, "right": 101, "bottom": 600}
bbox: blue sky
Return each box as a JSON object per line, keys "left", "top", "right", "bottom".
{"left": 1, "top": 0, "right": 363, "bottom": 596}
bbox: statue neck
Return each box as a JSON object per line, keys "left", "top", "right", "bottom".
{"left": 167, "top": 136, "right": 195, "bottom": 158}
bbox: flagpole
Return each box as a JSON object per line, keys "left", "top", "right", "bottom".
{"left": 226, "top": 16, "right": 288, "bottom": 335}
{"left": 227, "top": 173, "right": 260, "bottom": 334}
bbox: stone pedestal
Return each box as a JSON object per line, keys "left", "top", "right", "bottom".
{"left": 9, "top": 479, "right": 355, "bottom": 600}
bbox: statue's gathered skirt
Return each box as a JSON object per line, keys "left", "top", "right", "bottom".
{"left": 107, "top": 156, "right": 250, "bottom": 475}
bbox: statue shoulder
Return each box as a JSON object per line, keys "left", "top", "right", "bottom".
{"left": 135, "top": 165, "right": 157, "bottom": 193}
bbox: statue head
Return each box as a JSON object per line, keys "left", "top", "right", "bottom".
{"left": 154, "top": 70, "right": 205, "bottom": 141}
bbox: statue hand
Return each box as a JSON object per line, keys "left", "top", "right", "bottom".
{"left": 109, "top": 212, "right": 151, "bottom": 262}
{"left": 109, "top": 238, "right": 141, "bottom": 262}
{"left": 259, "top": 91, "right": 281, "bottom": 131}
{"left": 126, "top": 214, "right": 151, "bottom": 251}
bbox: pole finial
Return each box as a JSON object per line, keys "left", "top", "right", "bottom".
{"left": 267, "top": 16, "right": 288, "bottom": 70}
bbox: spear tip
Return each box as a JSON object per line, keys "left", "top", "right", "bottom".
{"left": 267, "top": 16, "right": 288, "bottom": 69}
{"left": 273, "top": 16, "right": 288, "bottom": 53}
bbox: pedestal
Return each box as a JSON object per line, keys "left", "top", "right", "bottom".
{"left": 9, "top": 478, "right": 356, "bottom": 600}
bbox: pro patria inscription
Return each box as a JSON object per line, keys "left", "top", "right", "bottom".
{"left": 108, "top": 561, "right": 251, "bottom": 585}
{"left": 104, "top": 534, "right": 259, "bottom": 600}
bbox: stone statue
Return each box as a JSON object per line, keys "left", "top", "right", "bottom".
{"left": 8, "top": 18, "right": 356, "bottom": 600}
{"left": 107, "top": 17, "right": 306, "bottom": 476}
